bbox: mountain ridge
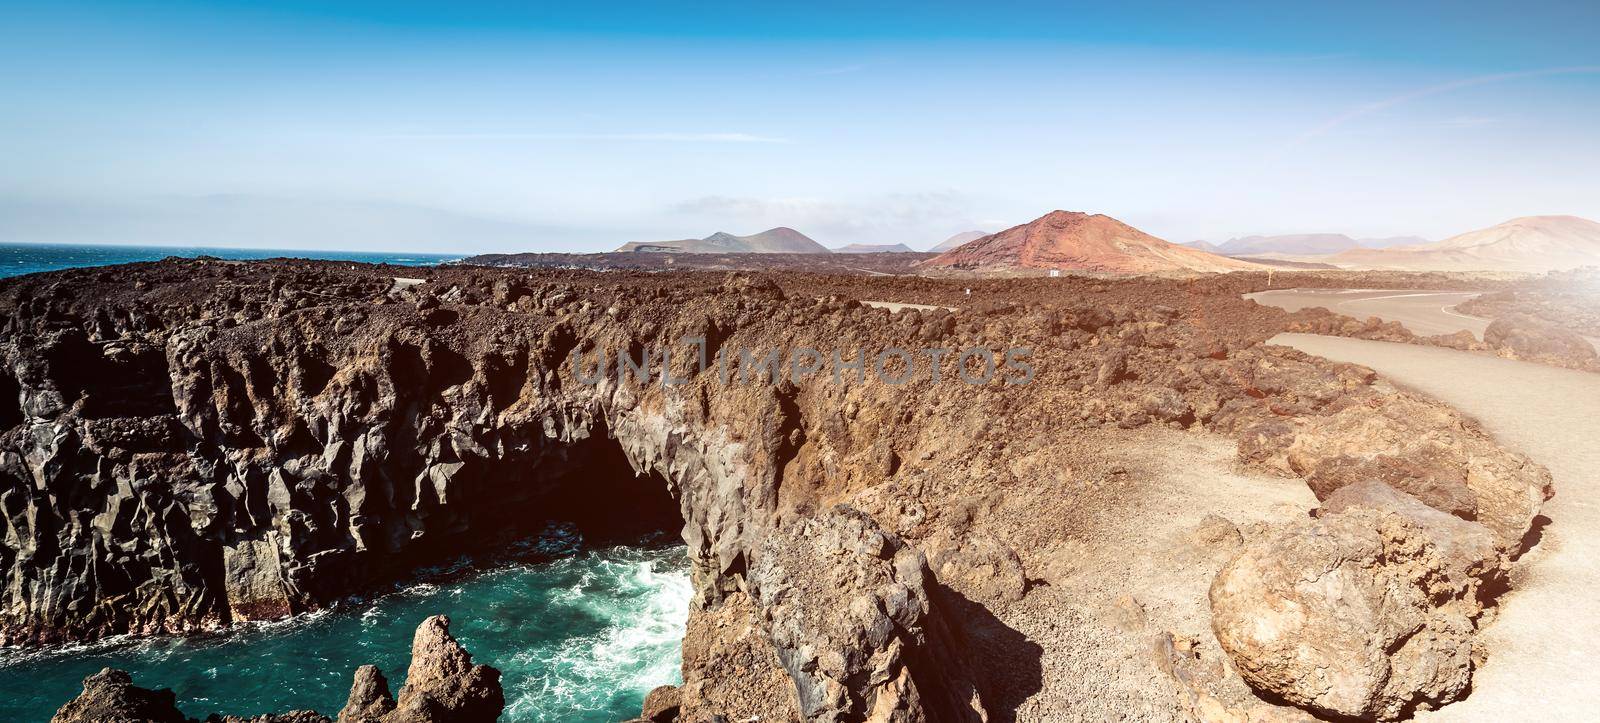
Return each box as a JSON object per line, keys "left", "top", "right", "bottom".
{"left": 1200, "top": 233, "right": 1432, "bottom": 256}
{"left": 1218, "top": 233, "right": 1361, "bottom": 256}
{"left": 618, "top": 226, "right": 830, "bottom": 254}
{"left": 831, "top": 243, "right": 916, "bottom": 253}
{"left": 1329, "top": 215, "right": 1600, "bottom": 272}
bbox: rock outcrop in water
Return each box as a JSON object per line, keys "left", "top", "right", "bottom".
{"left": 3, "top": 260, "right": 1554, "bottom": 720}
{"left": 52, "top": 668, "right": 192, "bottom": 723}
{"left": 51, "top": 615, "right": 501, "bottom": 723}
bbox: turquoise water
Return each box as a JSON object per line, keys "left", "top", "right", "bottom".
{"left": 0, "top": 529, "right": 690, "bottom": 722}
{"left": 0, "top": 242, "right": 456, "bottom": 279}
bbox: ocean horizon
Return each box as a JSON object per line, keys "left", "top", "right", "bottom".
{"left": 0, "top": 242, "right": 459, "bottom": 280}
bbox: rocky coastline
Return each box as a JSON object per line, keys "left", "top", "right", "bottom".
{"left": 1, "top": 259, "right": 1554, "bottom": 720}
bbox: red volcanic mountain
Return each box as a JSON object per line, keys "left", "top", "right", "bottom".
{"left": 923, "top": 211, "right": 1265, "bottom": 273}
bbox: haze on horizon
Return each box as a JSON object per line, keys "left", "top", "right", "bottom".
{"left": 2, "top": 0, "right": 1599, "bottom": 253}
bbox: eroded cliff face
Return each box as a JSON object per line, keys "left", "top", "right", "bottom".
{"left": 1, "top": 260, "right": 1554, "bottom": 721}
{"left": 1, "top": 261, "right": 1010, "bottom": 718}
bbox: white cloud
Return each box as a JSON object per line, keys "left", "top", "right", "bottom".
{"left": 380, "top": 131, "right": 792, "bottom": 144}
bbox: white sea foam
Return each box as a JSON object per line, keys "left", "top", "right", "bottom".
{"left": 504, "top": 547, "right": 691, "bottom": 720}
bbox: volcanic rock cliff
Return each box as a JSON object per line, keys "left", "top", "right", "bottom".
{"left": 1, "top": 259, "right": 1552, "bottom": 721}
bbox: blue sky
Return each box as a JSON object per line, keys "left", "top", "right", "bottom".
{"left": 2, "top": 1, "right": 1598, "bottom": 251}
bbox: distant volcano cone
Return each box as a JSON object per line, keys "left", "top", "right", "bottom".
{"left": 923, "top": 211, "right": 1264, "bottom": 273}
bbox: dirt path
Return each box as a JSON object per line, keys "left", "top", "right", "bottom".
{"left": 1271, "top": 333, "right": 1600, "bottom": 720}
{"left": 965, "top": 427, "right": 1319, "bottom": 720}
{"left": 860, "top": 300, "right": 950, "bottom": 313}
{"left": 1247, "top": 288, "right": 1489, "bottom": 336}
{"left": 1250, "top": 288, "right": 1600, "bottom": 349}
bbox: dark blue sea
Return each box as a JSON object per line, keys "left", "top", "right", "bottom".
{"left": 0, "top": 243, "right": 457, "bottom": 279}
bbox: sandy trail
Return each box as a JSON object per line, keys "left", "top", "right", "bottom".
{"left": 1250, "top": 287, "right": 1600, "bottom": 349}
{"left": 389, "top": 276, "right": 426, "bottom": 295}
{"left": 968, "top": 427, "right": 1319, "bottom": 720}
{"left": 1247, "top": 288, "right": 1489, "bottom": 336}
{"left": 859, "top": 300, "right": 951, "bottom": 313}
{"left": 1271, "top": 333, "right": 1600, "bottom": 720}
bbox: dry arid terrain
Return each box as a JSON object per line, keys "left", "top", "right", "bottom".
{"left": 3, "top": 259, "right": 1594, "bottom": 721}
{"left": 1216, "top": 216, "right": 1600, "bottom": 275}
{"left": 1457, "top": 268, "right": 1600, "bottom": 339}
{"left": 1328, "top": 216, "right": 1600, "bottom": 273}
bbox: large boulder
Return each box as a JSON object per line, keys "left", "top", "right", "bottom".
{"left": 336, "top": 666, "right": 394, "bottom": 723}
{"left": 1210, "top": 482, "right": 1504, "bottom": 720}
{"left": 639, "top": 685, "right": 682, "bottom": 722}
{"left": 1273, "top": 391, "right": 1550, "bottom": 550}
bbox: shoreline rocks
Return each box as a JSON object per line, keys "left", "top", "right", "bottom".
{"left": 51, "top": 615, "right": 502, "bottom": 723}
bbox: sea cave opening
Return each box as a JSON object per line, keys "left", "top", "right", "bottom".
{"left": 532, "top": 422, "right": 684, "bottom": 547}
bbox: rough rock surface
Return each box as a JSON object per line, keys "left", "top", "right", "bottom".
{"left": 1248, "top": 384, "right": 1552, "bottom": 549}
{"left": 3, "top": 260, "right": 1550, "bottom": 721}
{"left": 1211, "top": 482, "right": 1504, "bottom": 720}
{"left": 750, "top": 506, "right": 984, "bottom": 722}
{"left": 1483, "top": 313, "right": 1599, "bottom": 370}
{"left": 639, "top": 684, "right": 681, "bottom": 722}
{"left": 51, "top": 615, "right": 499, "bottom": 723}
{"left": 1458, "top": 269, "right": 1600, "bottom": 339}
{"left": 336, "top": 667, "right": 393, "bottom": 723}
{"left": 341, "top": 615, "right": 503, "bottom": 722}
{"left": 50, "top": 668, "right": 192, "bottom": 723}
